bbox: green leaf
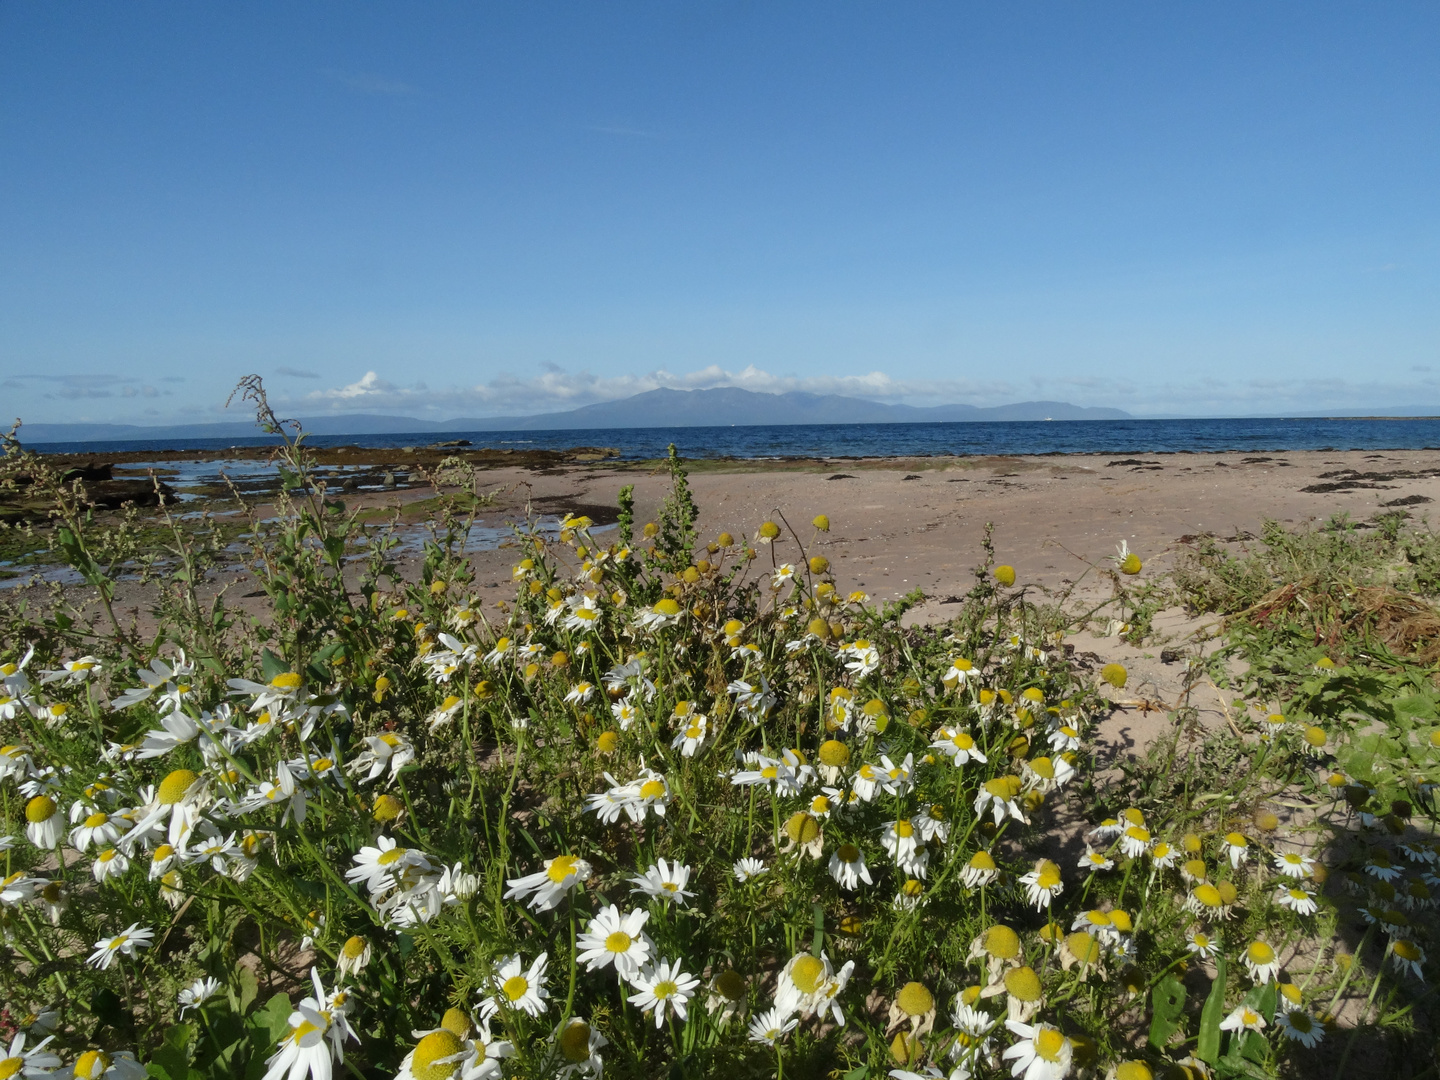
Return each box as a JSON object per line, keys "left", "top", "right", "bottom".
{"left": 242, "top": 994, "right": 293, "bottom": 1080}
{"left": 1148, "top": 973, "right": 1187, "bottom": 1049}
{"left": 842, "top": 1068, "right": 869, "bottom": 1080}
{"left": 146, "top": 1023, "right": 195, "bottom": 1080}
{"left": 237, "top": 965, "right": 259, "bottom": 1013}
{"left": 260, "top": 649, "right": 287, "bottom": 681}
{"left": 1197, "top": 953, "right": 1228, "bottom": 1064}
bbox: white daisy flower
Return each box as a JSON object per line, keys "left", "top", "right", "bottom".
{"left": 178, "top": 976, "right": 222, "bottom": 1016}
{"left": 747, "top": 1006, "right": 798, "bottom": 1046}
{"left": 0, "top": 1031, "right": 63, "bottom": 1078}
{"left": 1242, "top": 940, "right": 1281, "bottom": 983}
{"left": 734, "top": 858, "right": 768, "bottom": 882}
{"left": 829, "top": 844, "right": 873, "bottom": 891}
{"left": 629, "top": 859, "right": 695, "bottom": 905}
{"left": 628, "top": 959, "right": 700, "bottom": 1028}
{"left": 576, "top": 905, "right": 653, "bottom": 981}
{"left": 1219, "top": 1004, "right": 1266, "bottom": 1035}
{"left": 1274, "top": 851, "right": 1315, "bottom": 879}
{"left": 1276, "top": 886, "right": 1318, "bottom": 916}
{"left": 1000, "top": 1020, "right": 1072, "bottom": 1080}
{"left": 88, "top": 923, "right": 154, "bottom": 969}
{"left": 503, "top": 854, "right": 592, "bottom": 913}
{"left": 1275, "top": 1009, "right": 1323, "bottom": 1047}
{"left": 552, "top": 1017, "right": 605, "bottom": 1078}
{"left": 1019, "top": 860, "right": 1063, "bottom": 910}
{"left": 478, "top": 953, "right": 549, "bottom": 1019}
{"left": 931, "top": 726, "right": 987, "bottom": 766}
{"left": 261, "top": 967, "right": 356, "bottom": 1080}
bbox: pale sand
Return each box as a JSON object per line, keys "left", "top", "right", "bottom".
{"left": 53, "top": 446, "right": 1440, "bottom": 766}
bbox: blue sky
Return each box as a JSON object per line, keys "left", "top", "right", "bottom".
{"left": 2, "top": 2, "right": 1438, "bottom": 424}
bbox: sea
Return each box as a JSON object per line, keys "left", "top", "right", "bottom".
{"left": 23, "top": 416, "right": 1440, "bottom": 460}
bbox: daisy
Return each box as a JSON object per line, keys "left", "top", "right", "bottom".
{"left": 69, "top": 806, "right": 124, "bottom": 852}
{"left": 634, "top": 599, "right": 682, "bottom": 632}
{"left": 346, "top": 837, "right": 434, "bottom": 897}
{"left": 829, "top": 844, "right": 873, "bottom": 891}
{"left": 0, "top": 1032, "right": 63, "bottom": 1078}
{"left": 1388, "top": 938, "right": 1426, "bottom": 980}
{"left": 628, "top": 959, "right": 700, "bottom": 1028}
{"left": 92, "top": 847, "right": 130, "bottom": 884}
{"left": 975, "top": 776, "right": 1028, "bottom": 826}
{"left": 40, "top": 655, "right": 102, "bottom": 685}
{"left": 629, "top": 859, "right": 695, "bottom": 905}
{"left": 1001, "top": 1020, "right": 1073, "bottom": 1080}
{"left": 1220, "top": 1004, "right": 1266, "bottom": 1035}
{"left": 880, "top": 820, "right": 921, "bottom": 863}
{"left": 1150, "top": 841, "right": 1180, "bottom": 869}
{"left": 479, "top": 953, "right": 549, "bottom": 1019}
{"left": 775, "top": 952, "right": 855, "bottom": 1024}
{"left": 747, "top": 1007, "right": 799, "bottom": 1046}
{"left": 1276, "top": 886, "right": 1319, "bottom": 916}
{"left": 504, "top": 854, "right": 593, "bottom": 913}
{"left": 1077, "top": 849, "right": 1113, "bottom": 873}
{"left": 851, "top": 762, "right": 884, "bottom": 802}
{"left": 1118, "top": 826, "right": 1151, "bottom": 859}
{"left": 1243, "top": 940, "right": 1281, "bottom": 983}
{"left": 347, "top": 733, "right": 415, "bottom": 783}
{"left": 69, "top": 1050, "right": 147, "bottom": 1079}
{"left": 88, "top": 923, "right": 154, "bottom": 969}
{"left": 178, "top": 976, "right": 222, "bottom": 1016}
{"left": 734, "top": 858, "right": 768, "bottom": 882}
{"left": 576, "top": 905, "right": 653, "bottom": 981}
{"left": 1220, "top": 832, "right": 1250, "bottom": 868}
{"left": 931, "top": 726, "right": 987, "bottom": 766}
{"left": 670, "top": 714, "right": 708, "bottom": 757}
{"left": 24, "top": 795, "right": 64, "bottom": 849}
{"left": 1275, "top": 1009, "right": 1323, "bottom": 1048}
{"left": 563, "top": 595, "right": 603, "bottom": 633}
{"left": 1047, "top": 724, "right": 1082, "bottom": 753}
{"left": 941, "top": 656, "right": 976, "bottom": 688}
{"left": 1020, "top": 755, "right": 1074, "bottom": 794}
{"left": 553, "top": 1017, "right": 606, "bottom": 1078}
{"left": 426, "top": 694, "right": 464, "bottom": 733}
{"left": 878, "top": 753, "right": 915, "bottom": 796}
{"left": 1186, "top": 931, "right": 1218, "bottom": 960}
{"left": 961, "top": 850, "right": 1000, "bottom": 888}
{"left": 262, "top": 968, "right": 356, "bottom": 1080}
{"left": 611, "top": 700, "right": 640, "bottom": 730}
{"left": 1019, "top": 860, "right": 1064, "bottom": 910}
{"left": 840, "top": 640, "right": 881, "bottom": 678}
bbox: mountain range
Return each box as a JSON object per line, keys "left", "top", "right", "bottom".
{"left": 16, "top": 388, "right": 1130, "bottom": 444}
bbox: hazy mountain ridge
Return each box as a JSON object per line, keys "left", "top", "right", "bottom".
{"left": 17, "top": 387, "right": 1130, "bottom": 444}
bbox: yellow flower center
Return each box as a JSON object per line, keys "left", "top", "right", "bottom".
{"left": 895, "top": 981, "right": 933, "bottom": 1017}
{"left": 652, "top": 979, "right": 678, "bottom": 1000}
{"left": 790, "top": 954, "right": 825, "bottom": 994}
{"left": 440, "top": 1008, "right": 472, "bottom": 1037}
{"left": 639, "top": 780, "right": 666, "bottom": 800}
{"left": 895, "top": 820, "right": 914, "bottom": 838}
{"left": 502, "top": 975, "right": 530, "bottom": 1002}
{"left": 1247, "top": 942, "right": 1275, "bottom": 966}
{"left": 158, "top": 769, "right": 199, "bottom": 805}
{"left": 1194, "top": 884, "right": 1223, "bottom": 908}
{"left": 73, "top": 1052, "right": 113, "bottom": 1080}
{"left": 558, "top": 1019, "right": 593, "bottom": 1063}
{"left": 0, "top": 1056, "right": 23, "bottom": 1080}
{"left": 1288, "top": 1011, "right": 1313, "bottom": 1033}
{"left": 602, "top": 931, "right": 633, "bottom": 954}
{"left": 377, "top": 847, "right": 408, "bottom": 866}
{"left": 985, "top": 924, "right": 1021, "bottom": 959}
{"left": 342, "top": 936, "right": 368, "bottom": 960}
{"left": 819, "top": 740, "right": 850, "bottom": 766}
{"left": 25, "top": 795, "right": 56, "bottom": 823}
{"left": 84, "top": 811, "right": 109, "bottom": 828}
{"left": 1036, "top": 862, "right": 1061, "bottom": 890}
{"left": 1034, "top": 1027, "right": 1066, "bottom": 1061}
{"left": 270, "top": 672, "right": 303, "bottom": 690}
{"left": 546, "top": 855, "right": 580, "bottom": 883}
{"left": 951, "top": 732, "right": 975, "bottom": 749}
{"left": 969, "top": 851, "right": 996, "bottom": 871}
{"left": 411, "top": 1029, "right": 465, "bottom": 1080}
{"left": 984, "top": 776, "right": 1023, "bottom": 799}
{"left": 1004, "top": 966, "right": 1042, "bottom": 1002}
{"left": 837, "top": 844, "right": 861, "bottom": 863}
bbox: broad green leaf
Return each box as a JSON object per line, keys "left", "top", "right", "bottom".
{"left": 1197, "top": 953, "right": 1227, "bottom": 1064}
{"left": 1148, "top": 973, "right": 1187, "bottom": 1049}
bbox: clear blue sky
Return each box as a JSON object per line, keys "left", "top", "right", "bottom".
{"left": 2, "top": 2, "right": 1438, "bottom": 424}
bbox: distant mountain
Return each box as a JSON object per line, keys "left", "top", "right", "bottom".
{"left": 444, "top": 388, "right": 1130, "bottom": 430}
{"left": 15, "top": 389, "right": 1129, "bottom": 444}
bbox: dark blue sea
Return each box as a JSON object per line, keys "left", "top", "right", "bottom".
{"left": 26, "top": 417, "right": 1440, "bottom": 460}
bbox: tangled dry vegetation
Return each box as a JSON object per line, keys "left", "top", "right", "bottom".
{"left": 1, "top": 382, "right": 1439, "bottom": 1080}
